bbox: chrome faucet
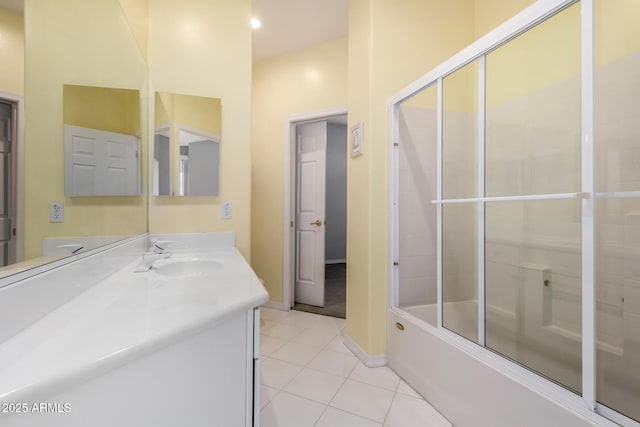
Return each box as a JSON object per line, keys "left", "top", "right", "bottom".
{"left": 134, "top": 240, "right": 176, "bottom": 272}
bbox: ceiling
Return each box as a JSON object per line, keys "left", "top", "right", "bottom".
{"left": 0, "top": 0, "right": 347, "bottom": 62}
{"left": 252, "top": 0, "right": 348, "bottom": 62}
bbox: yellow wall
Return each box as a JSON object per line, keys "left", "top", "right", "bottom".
{"left": 155, "top": 92, "right": 172, "bottom": 126}
{"left": 251, "top": 37, "right": 348, "bottom": 303}
{"left": 474, "top": 0, "right": 535, "bottom": 39}
{"left": 117, "top": 0, "right": 148, "bottom": 59}
{"left": 345, "top": 0, "right": 537, "bottom": 355}
{"left": 595, "top": 0, "right": 640, "bottom": 66}
{"left": 147, "top": 0, "right": 252, "bottom": 259}
{"left": 24, "top": 0, "right": 148, "bottom": 259}
{"left": 485, "top": 3, "right": 580, "bottom": 108}
{"left": 63, "top": 85, "right": 141, "bottom": 135}
{"left": 345, "top": 0, "right": 373, "bottom": 355}
{"left": 348, "top": 0, "right": 477, "bottom": 356}
{"left": 172, "top": 94, "right": 222, "bottom": 136}
{"left": 0, "top": 7, "right": 24, "bottom": 95}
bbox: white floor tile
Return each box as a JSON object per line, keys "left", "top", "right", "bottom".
{"left": 261, "top": 358, "right": 304, "bottom": 389}
{"left": 330, "top": 379, "right": 395, "bottom": 423}
{"left": 260, "top": 391, "right": 325, "bottom": 427}
{"left": 324, "top": 335, "right": 352, "bottom": 354}
{"left": 260, "top": 318, "right": 278, "bottom": 331}
{"left": 289, "top": 327, "right": 339, "bottom": 347}
{"left": 260, "top": 307, "right": 289, "bottom": 322}
{"left": 278, "top": 310, "right": 323, "bottom": 327}
{"left": 308, "top": 323, "right": 344, "bottom": 338}
{"left": 332, "top": 317, "right": 346, "bottom": 329}
{"left": 385, "top": 394, "right": 451, "bottom": 427}
{"left": 260, "top": 335, "right": 288, "bottom": 357}
{"left": 308, "top": 350, "right": 358, "bottom": 377}
{"left": 307, "top": 315, "right": 345, "bottom": 332}
{"left": 283, "top": 367, "right": 345, "bottom": 404}
{"left": 270, "top": 341, "right": 323, "bottom": 366}
{"left": 397, "top": 380, "right": 423, "bottom": 399}
{"left": 261, "top": 321, "right": 310, "bottom": 340}
{"left": 315, "top": 406, "right": 382, "bottom": 427}
{"left": 349, "top": 362, "right": 400, "bottom": 391}
{"left": 260, "top": 385, "right": 280, "bottom": 409}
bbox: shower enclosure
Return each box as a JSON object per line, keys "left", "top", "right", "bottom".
{"left": 389, "top": 0, "right": 639, "bottom": 425}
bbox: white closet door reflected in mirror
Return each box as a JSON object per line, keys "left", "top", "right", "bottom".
{"left": 153, "top": 92, "right": 221, "bottom": 197}
{"left": 63, "top": 85, "right": 142, "bottom": 197}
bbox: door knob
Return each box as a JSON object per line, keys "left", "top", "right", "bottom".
{"left": 309, "top": 219, "right": 322, "bottom": 226}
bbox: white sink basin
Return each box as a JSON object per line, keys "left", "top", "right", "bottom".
{"left": 153, "top": 258, "right": 223, "bottom": 277}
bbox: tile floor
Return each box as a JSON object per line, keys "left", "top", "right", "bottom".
{"left": 259, "top": 307, "right": 451, "bottom": 427}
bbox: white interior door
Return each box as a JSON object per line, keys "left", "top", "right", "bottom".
{"left": 295, "top": 121, "right": 327, "bottom": 307}
{"left": 64, "top": 125, "right": 139, "bottom": 196}
{"left": 0, "top": 101, "right": 13, "bottom": 267}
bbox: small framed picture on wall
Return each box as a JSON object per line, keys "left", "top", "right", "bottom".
{"left": 350, "top": 121, "right": 364, "bottom": 158}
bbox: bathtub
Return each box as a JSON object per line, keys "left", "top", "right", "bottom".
{"left": 0, "top": 233, "right": 268, "bottom": 427}
{"left": 389, "top": 295, "right": 629, "bottom": 426}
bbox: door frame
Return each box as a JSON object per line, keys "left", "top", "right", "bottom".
{"left": 0, "top": 91, "right": 24, "bottom": 263}
{"left": 283, "top": 106, "right": 347, "bottom": 310}
{"left": 174, "top": 124, "right": 221, "bottom": 196}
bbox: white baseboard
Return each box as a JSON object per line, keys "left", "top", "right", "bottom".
{"left": 343, "top": 334, "right": 387, "bottom": 368}
{"left": 261, "top": 300, "right": 289, "bottom": 311}
{"left": 325, "top": 259, "right": 346, "bottom": 265}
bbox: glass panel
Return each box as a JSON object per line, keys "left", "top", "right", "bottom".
{"left": 442, "top": 60, "right": 480, "bottom": 341}
{"left": 485, "top": 199, "right": 582, "bottom": 393}
{"left": 485, "top": 3, "right": 581, "bottom": 197}
{"left": 595, "top": 0, "right": 640, "bottom": 421}
{"left": 397, "top": 85, "right": 438, "bottom": 326}
{"left": 443, "top": 203, "right": 478, "bottom": 342}
{"left": 443, "top": 60, "right": 478, "bottom": 200}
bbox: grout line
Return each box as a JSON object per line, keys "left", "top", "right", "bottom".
{"left": 326, "top": 401, "right": 390, "bottom": 425}
{"left": 311, "top": 404, "right": 329, "bottom": 427}
{"left": 382, "top": 389, "right": 399, "bottom": 427}
{"left": 264, "top": 309, "right": 392, "bottom": 424}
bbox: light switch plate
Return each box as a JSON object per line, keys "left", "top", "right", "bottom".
{"left": 222, "top": 201, "right": 232, "bottom": 219}
{"left": 49, "top": 203, "right": 64, "bottom": 223}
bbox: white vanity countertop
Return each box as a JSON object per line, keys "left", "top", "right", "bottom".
{"left": 0, "top": 246, "right": 268, "bottom": 403}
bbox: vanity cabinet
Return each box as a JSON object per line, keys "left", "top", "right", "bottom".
{"left": 0, "top": 308, "right": 261, "bottom": 427}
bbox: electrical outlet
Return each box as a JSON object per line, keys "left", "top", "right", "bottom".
{"left": 222, "top": 201, "right": 232, "bottom": 219}
{"left": 49, "top": 203, "right": 64, "bottom": 223}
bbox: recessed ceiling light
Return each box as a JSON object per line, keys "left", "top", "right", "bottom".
{"left": 251, "top": 18, "right": 261, "bottom": 29}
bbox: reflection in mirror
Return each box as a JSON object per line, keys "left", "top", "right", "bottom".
{"left": 0, "top": 0, "right": 24, "bottom": 273}
{"left": 154, "top": 92, "right": 221, "bottom": 197}
{"left": 0, "top": 0, "right": 149, "bottom": 281}
{"left": 63, "top": 85, "right": 141, "bottom": 197}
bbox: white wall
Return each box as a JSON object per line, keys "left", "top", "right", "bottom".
{"left": 325, "top": 123, "right": 347, "bottom": 262}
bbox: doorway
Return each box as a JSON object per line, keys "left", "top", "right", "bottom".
{"left": 0, "top": 95, "right": 22, "bottom": 267}
{"left": 283, "top": 107, "right": 347, "bottom": 319}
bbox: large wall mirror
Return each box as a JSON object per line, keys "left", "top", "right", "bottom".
{"left": 153, "top": 92, "right": 221, "bottom": 197}
{"left": 0, "top": 0, "right": 148, "bottom": 279}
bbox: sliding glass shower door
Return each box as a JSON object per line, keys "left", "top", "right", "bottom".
{"left": 393, "top": 0, "right": 640, "bottom": 424}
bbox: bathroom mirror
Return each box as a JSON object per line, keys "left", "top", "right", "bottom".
{"left": 63, "top": 84, "right": 141, "bottom": 197}
{"left": 153, "top": 92, "right": 221, "bottom": 197}
{"left": 0, "top": 0, "right": 148, "bottom": 279}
